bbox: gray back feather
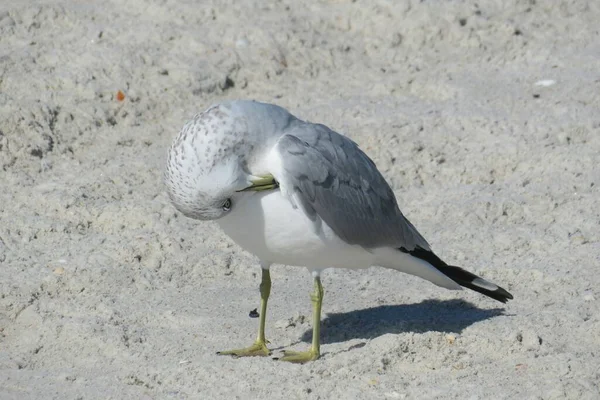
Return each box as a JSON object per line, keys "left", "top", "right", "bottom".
{"left": 276, "top": 122, "right": 430, "bottom": 250}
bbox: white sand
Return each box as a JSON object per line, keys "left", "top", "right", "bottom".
{"left": 1, "top": 0, "right": 599, "bottom": 398}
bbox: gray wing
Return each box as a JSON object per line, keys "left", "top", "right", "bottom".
{"left": 275, "top": 122, "right": 430, "bottom": 250}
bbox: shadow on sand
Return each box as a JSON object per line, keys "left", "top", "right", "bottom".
{"left": 300, "top": 299, "right": 508, "bottom": 344}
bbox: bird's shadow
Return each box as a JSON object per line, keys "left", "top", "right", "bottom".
{"left": 300, "top": 299, "right": 507, "bottom": 344}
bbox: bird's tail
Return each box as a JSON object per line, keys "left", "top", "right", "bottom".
{"left": 399, "top": 247, "right": 514, "bottom": 303}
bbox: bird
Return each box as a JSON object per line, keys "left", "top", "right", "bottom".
{"left": 164, "top": 99, "right": 513, "bottom": 363}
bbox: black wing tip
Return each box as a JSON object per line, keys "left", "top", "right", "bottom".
{"left": 445, "top": 266, "right": 514, "bottom": 304}
{"left": 399, "top": 246, "right": 514, "bottom": 304}
{"left": 496, "top": 287, "right": 514, "bottom": 302}
{"left": 478, "top": 284, "right": 514, "bottom": 304}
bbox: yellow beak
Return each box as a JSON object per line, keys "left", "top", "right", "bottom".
{"left": 238, "top": 175, "right": 279, "bottom": 192}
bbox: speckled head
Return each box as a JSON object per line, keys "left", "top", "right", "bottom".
{"left": 164, "top": 103, "right": 251, "bottom": 220}
{"left": 164, "top": 100, "right": 296, "bottom": 220}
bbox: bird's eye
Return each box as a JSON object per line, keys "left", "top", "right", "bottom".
{"left": 222, "top": 198, "right": 232, "bottom": 211}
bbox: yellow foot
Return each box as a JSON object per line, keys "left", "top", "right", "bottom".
{"left": 277, "top": 349, "right": 320, "bottom": 363}
{"left": 217, "top": 341, "right": 270, "bottom": 358}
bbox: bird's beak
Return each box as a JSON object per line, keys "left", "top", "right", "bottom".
{"left": 238, "top": 175, "right": 279, "bottom": 192}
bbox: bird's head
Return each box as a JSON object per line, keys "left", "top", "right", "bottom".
{"left": 165, "top": 155, "right": 247, "bottom": 220}
{"left": 164, "top": 103, "right": 280, "bottom": 221}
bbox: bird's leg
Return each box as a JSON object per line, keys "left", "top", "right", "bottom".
{"left": 256, "top": 268, "right": 271, "bottom": 345}
{"left": 279, "top": 275, "right": 324, "bottom": 363}
{"left": 217, "top": 268, "right": 271, "bottom": 357}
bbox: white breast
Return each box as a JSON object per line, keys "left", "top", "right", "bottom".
{"left": 216, "top": 191, "right": 375, "bottom": 270}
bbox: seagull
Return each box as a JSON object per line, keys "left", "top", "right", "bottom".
{"left": 164, "top": 100, "right": 513, "bottom": 363}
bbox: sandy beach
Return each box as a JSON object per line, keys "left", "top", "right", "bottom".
{"left": 1, "top": 0, "right": 599, "bottom": 398}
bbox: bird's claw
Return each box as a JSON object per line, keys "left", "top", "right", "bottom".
{"left": 275, "top": 349, "right": 320, "bottom": 363}
{"left": 217, "top": 341, "right": 271, "bottom": 358}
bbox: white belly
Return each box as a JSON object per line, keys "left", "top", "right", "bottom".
{"left": 217, "top": 191, "right": 375, "bottom": 269}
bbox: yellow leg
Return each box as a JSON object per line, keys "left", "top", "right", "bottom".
{"left": 217, "top": 268, "right": 271, "bottom": 357}
{"left": 279, "top": 276, "right": 323, "bottom": 363}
